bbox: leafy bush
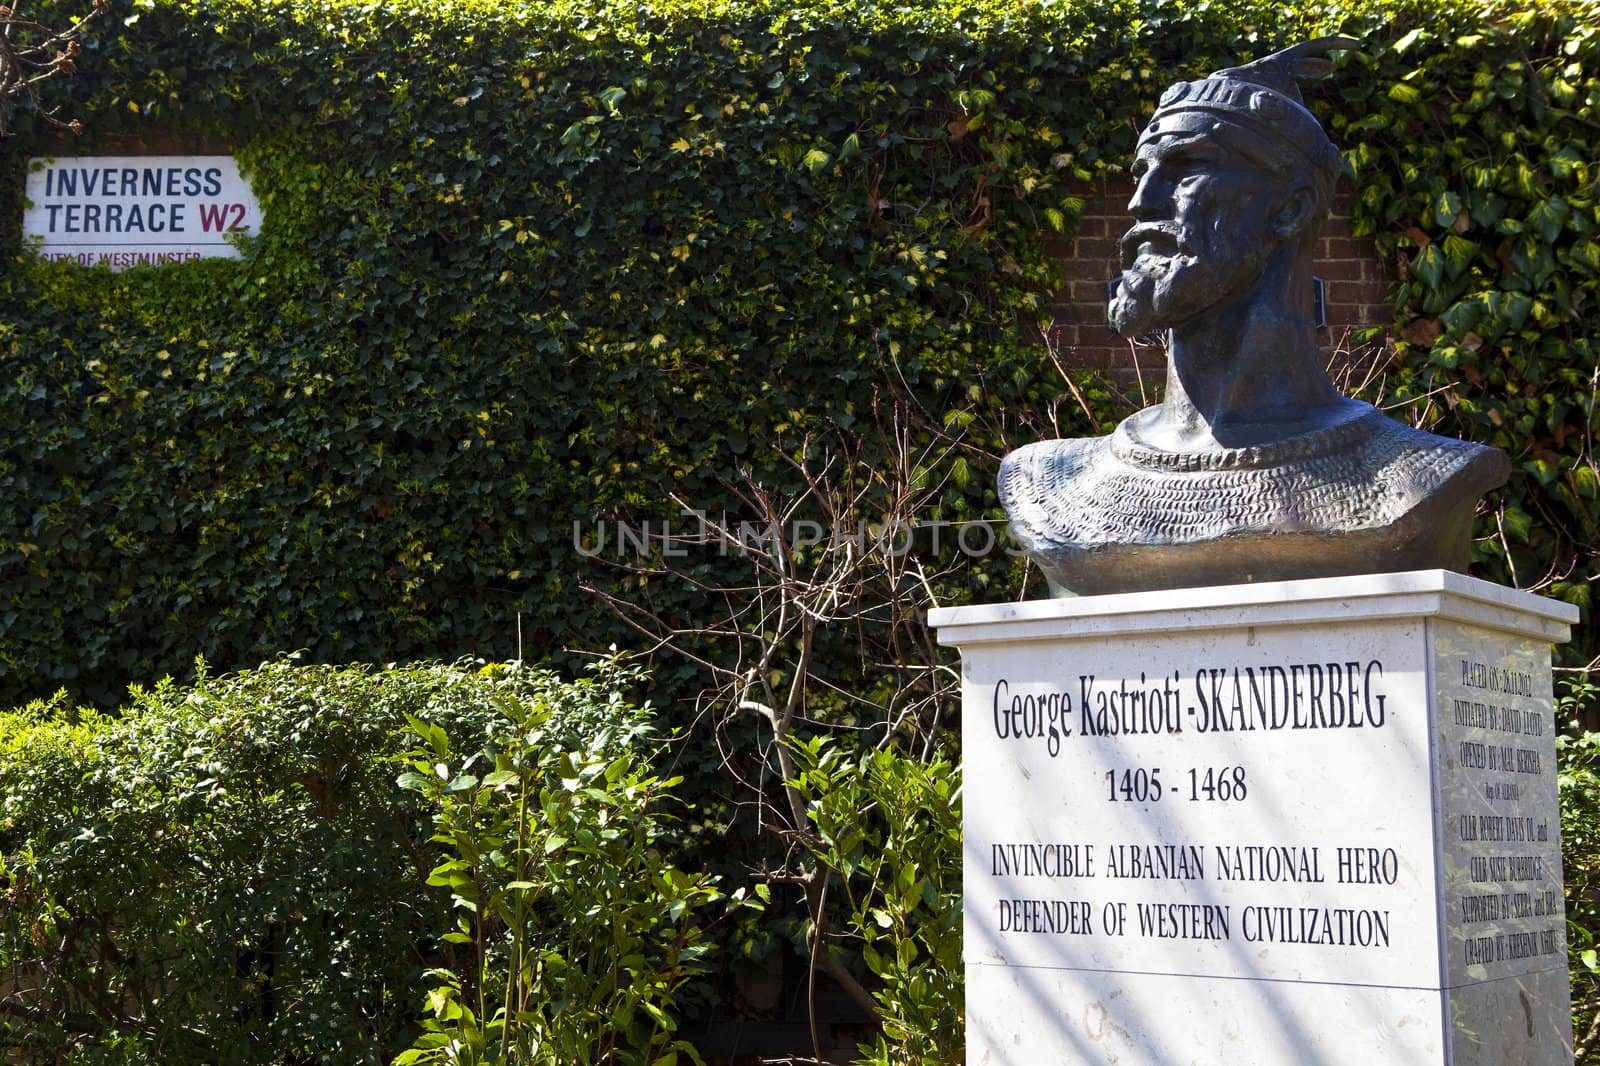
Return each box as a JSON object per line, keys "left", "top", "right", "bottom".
{"left": 0, "top": 656, "right": 702, "bottom": 1064}
{"left": 395, "top": 675, "right": 724, "bottom": 1066}
{"left": 1561, "top": 674, "right": 1600, "bottom": 1061}
{"left": 790, "top": 737, "right": 962, "bottom": 1066}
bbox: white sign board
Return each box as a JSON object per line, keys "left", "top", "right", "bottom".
{"left": 24, "top": 155, "right": 261, "bottom": 268}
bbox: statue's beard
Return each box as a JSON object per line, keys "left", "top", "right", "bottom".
{"left": 1108, "top": 224, "right": 1213, "bottom": 337}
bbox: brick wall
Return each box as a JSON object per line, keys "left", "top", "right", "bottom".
{"left": 1042, "top": 177, "right": 1393, "bottom": 377}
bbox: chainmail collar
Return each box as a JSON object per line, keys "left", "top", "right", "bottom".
{"left": 1108, "top": 408, "right": 1390, "bottom": 472}
{"left": 999, "top": 404, "right": 1504, "bottom": 550}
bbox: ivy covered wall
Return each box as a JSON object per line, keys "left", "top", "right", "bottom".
{"left": 0, "top": 0, "right": 1594, "bottom": 706}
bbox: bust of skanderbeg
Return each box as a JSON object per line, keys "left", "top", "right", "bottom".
{"left": 999, "top": 38, "right": 1509, "bottom": 596}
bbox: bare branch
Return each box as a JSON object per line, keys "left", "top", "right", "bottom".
{"left": 580, "top": 394, "right": 975, "bottom": 1038}
{"left": 0, "top": 2, "right": 107, "bottom": 136}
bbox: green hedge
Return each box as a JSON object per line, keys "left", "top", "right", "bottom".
{"left": 0, "top": 657, "right": 706, "bottom": 1063}
{"left": 0, "top": 0, "right": 1594, "bottom": 707}
{"left": 1336, "top": 9, "right": 1600, "bottom": 615}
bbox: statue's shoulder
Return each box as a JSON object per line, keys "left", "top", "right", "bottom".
{"left": 1362, "top": 414, "right": 1511, "bottom": 516}
{"left": 997, "top": 431, "right": 1120, "bottom": 552}
{"left": 994, "top": 406, "right": 1512, "bottom": 580}
{"left": 998, "top": 434, "right": 1109, "bottom": 495}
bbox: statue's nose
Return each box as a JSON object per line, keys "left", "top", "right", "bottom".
{"left": 1127, "top": 173, "right": 1171, "bottom": 221}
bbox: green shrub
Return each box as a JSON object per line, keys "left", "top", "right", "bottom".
{"left": 1560, "top": 674, "right": 1600, "bottom": 1061}
{"left": 0, "top": 656, "right": 686, "bottom": 1064}
{"left": 395, "top": 672, "right": 723, "bottom": 1066}
{"left": 790, "top": 737, "right": 962, "bottom": 1066}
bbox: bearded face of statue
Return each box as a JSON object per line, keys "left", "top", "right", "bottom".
{"left": 1108, "top": 129, "right": 1288, "bottom": 337}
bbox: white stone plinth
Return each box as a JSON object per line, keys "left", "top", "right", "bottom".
{"left": 929, "top": 570, "right": 1577, "bottom": 1065}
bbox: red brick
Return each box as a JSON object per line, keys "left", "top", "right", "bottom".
{"left": 1070, "top": 279, "right": 1112, "bottom": 303}
{"left": 1082, "top": 348, "right": 1148, "bottom": 374}
{"left": 1076, "top": 321, "right": 1117, "bottom": 343}
{"left": 1044, "top": 324, "right": 1080, "bottom": 348}
{"left": 1039, "top": 182, "right": 1391, "bottom": 366}
{"left": 1056, "top": 257, "right": 1106, "bottom": 282}
{"left": 1314, "top": 258, "right": 1367, "bottom": 282}
{"left": 1324, "top": 302, "right": 1389, "bottom": 328}
{"left": 1324, "top": 280, "right": 1379, "bottom": 306}
{"left": 1054, "top": 300, "right": 1109, "bottom": 327}
{"left": 1059, "top": 346, "right": 1116, "bottom": 371}
{"left": 1129, "top": 347, "right": 1169, "bottom": 374}
{"left": 1040, "top": 236, "right": 1074, "bottom": 259}
{"left": 1324, "top": 237, "right": 1371, "bottom": 260}
{"left": 1074, "top": 237, "right": 1121, "bottom": 260}
{"left": 1348, "top": 283, "right": 1379, "bottom": 305}
{"left": 1321, "top": 215, "right": 1356, "bottom": 240}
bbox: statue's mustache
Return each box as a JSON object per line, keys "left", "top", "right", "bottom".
{"left": 1119, "top": 223, "right": 1192, "bottom": 270}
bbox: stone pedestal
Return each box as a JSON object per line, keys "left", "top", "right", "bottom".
{"left": 928, "top": 571, "right": 1577, "bottom": 1065}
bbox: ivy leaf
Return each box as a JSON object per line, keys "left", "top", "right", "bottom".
{"left": 1523, "top": 458, "right": 1559, "bottom": 487}
{"left": 1439, "top": 299, "right": 1481, "bottom": 337}
{"left": 1501, "top": 506, "right": 1533, "bottom": 543}
{"left": 1441, "top": 235, "right": 1475, "bottom": 278}
{"left": 1394, "top": 27, "right": 1427, "bottom": 53}
{"left": 1388, "top": 82, "right": 1423, "bottom": 105}
{"left": 1412, "top": 245, "right": 1445, "bottom": 289}
{"left": 1432, "top": 190, "right": 1463, "bottom": 230}
{"left": 1503, "top": 293, "right": 1533, "bottom": 331}
{"left": 1574, "top": 466, "right": 1598, "bottom": 499}
{"left": 1526, "top": 197, "right": 1571, "bottom": 244}
{"left": 1509, "top": 239, "right": 1554, "bottom": 288}
{"left": 1569, "top": 241, "right": 1600, "bottom": 276}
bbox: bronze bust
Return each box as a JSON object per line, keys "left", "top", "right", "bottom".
{"left": 1000, "top": 39, "right": 1509, "bottom": 596}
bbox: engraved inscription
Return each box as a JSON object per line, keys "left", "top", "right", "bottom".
{"left": 1436, "top": 624, "right": 1566, "bottom": 984}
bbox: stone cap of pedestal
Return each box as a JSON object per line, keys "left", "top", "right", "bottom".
{"left": 927, "top": 569, "right": 1577, "bottom": 647}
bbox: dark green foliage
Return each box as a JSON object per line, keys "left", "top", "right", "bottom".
{"left": 396, "top": 675, "right": 723, "bottom": 1065}
{"left": 0, "top": 0, "right": 1588, "bottom": 707}
{"left": 0, "top": 0, "right": 1109, "bottom": 707}
{"left": 1559, "top": 673, "right": 1600, "bottom": 1059}
{"left": 790, "top": 736, "right": 962, "bottom": 1065}
{"left": 0, "top": 657, "right": 660, "bottom": 1063}
{"left": 1330, "top": 5, "right": 1600, "bottom": 622}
